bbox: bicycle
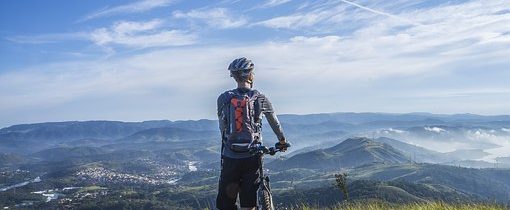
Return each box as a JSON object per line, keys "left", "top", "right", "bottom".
{"left": 249, "top": 144, "right": 287, "bottom": 210}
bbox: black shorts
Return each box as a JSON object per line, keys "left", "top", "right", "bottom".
{"left": 216, "top": 155, "right": 261, "bottom": 210}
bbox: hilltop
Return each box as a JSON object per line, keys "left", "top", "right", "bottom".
{"left": 269, "top": 137, "right": 410, "bottom": 170}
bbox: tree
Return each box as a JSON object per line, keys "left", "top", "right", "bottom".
{"left": 334, "top": 172, "right": 349, "bottom": 201}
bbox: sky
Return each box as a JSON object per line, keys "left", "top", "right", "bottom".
{"left": 0, "top": 0, "right": 509, "bottom": 127}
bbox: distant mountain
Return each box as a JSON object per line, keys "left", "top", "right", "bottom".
{"left": 442, "top": 160, "right": 507, "bottom": 168}
{"left": 360, "top": 118, "right": 448, "bottom": 129}
{"left": 2, "top": 112, "right": 509, "bottom": 160}
{"left": 497, "top": 156, "right": 510, "bottom": 165}
{"left": 277, "top": 112, "right": 510, "bottom": 125}
{"left": 373, "top": 137, "right": 452, "bottom": 163}
{"left": 283, "top": 140, "right": 335, "bottom": 157}
{"left": 0, "top": 120, "right": 217, "bottom": 154}
{"left": 277, "top": 113, "right": 426, "bottom": 125}
{"left": 121, "top": 127, "right": 217, "bottom": 143}
{"left": 275, "top": 121, "right": 355, "bottom": 136}
{"left": 0, "top": 120, "right": 218, "bottom": 142}
{"left": 404, "top": 125, "right": 459, "bottom": 138}
{"left": 33, "top": 146, "right": 111, "bottom": 161}
{"left": 0, "top": 121, "right": 166, "bottom": 141}
{"left": 167, "top": 119, "right": 217, "bottom": 131}
{"left": 284, "top": 136, "right": 349, "bottom": 158}
{"left": 269, "top": 137, "right": 410, "bottom": 170}
{"left": 444, "top": 149, "right": 490, "bottom": 160}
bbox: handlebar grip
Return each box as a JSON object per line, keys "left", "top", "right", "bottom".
{"left": 275, "top": 142, "right": 291, "bottom": 150}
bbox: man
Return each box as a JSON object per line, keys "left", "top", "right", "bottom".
{"left": 216, "top": 57, "right": 290, "bottom": 210}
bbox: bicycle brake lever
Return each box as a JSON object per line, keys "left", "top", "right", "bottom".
{"left": 269, "top": 147, "right": 278, "bottom": 156}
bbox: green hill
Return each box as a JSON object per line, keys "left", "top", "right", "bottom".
{"left": 269, "top": 137, "right": 410, "bottom": 170}
{"left": 275, "top": 179, "right": 484, "bottom": 208}
{"left": 349, "top": 163, "right": 510, "bottom": 203}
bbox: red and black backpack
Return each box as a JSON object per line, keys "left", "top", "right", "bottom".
{"left": 226, "top": 89, "right": 261, "bottom": 152}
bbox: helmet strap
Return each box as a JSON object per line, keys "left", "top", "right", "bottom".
{"left": 247, "top": 78, "right": 253, "bottom": 88}
{"left": 246, "top": 73, "right": 254, "bottom": 88}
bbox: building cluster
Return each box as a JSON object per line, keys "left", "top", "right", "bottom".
{"left": 58, "top": 189, "right": 109, "bottom": 208}
{"left": 76, "top": 166, "right": 181, "bottom": 185}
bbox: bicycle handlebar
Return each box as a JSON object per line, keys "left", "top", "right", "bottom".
{"left": 249, "top": 145, "right": 281, "bottom": 156}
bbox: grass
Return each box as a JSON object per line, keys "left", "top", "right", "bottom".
{"left": 299, "top": 201, "right": 509, "bottom": 210}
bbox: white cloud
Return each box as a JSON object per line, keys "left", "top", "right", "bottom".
{"left": 255, "top": 6, "right": 346, "bottom": 29}
{"left": 262, "top": 0, "right": 292, "bottom": 8}
{"left": 90, "top": 19, "right": 197, "bottom": 48}
{"left": 424, "top": 127, "right": 446, "bottom": 133}
{"left": 251, "top": 0, "right": 292, "bottom": 9}
{"left": 173, "top": 8, "right": 247, "bottom": 29}
{"left": 0, "top": 47, "right": 234, "bottom": 126}
{"left": 2, "top": 0, "right": 510, "bottom": 126}
{"left": 466, "top": 129, "right": 510, "bottom": 162}
{"left": 112, "top": 19, "right": 164, "bottom": 34}
{"left": 1, "top": 35, "right": 509, "bottom": 127}
{"left": 2, "top": 23, "right": 508, "bottom": 124}
{"left": 6, "top": 19, "right": 196, "bottom": 49}
{"left": 380, "top": 128, "right": 406, "bottom": 134}
{"left": 255, "top": 0, "right": 416, "bottom": 29}
{"left": 79, "top": 0, "right": 174, "bottom": 21}
{"left": 337, "top": 0, "right": 422, "bottom": 26}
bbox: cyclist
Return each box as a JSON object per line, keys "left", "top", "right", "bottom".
{"left": 216, "top": 57, "right": 290, "bottom": 210}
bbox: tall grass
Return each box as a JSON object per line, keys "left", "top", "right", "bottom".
{"left": 299, "top": 201, "right": 508, "bottom": 210}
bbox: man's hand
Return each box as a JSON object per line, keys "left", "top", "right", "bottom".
{"left": 275, "top": 140, "right": 291, "bottom": 152}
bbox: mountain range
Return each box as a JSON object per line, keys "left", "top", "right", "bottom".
{"left": 1, "top": 112, "right": 510, "bottom": 208}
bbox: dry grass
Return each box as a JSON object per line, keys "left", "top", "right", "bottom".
{"left": 298, "top": 201, "right": 508, "bottom": 210}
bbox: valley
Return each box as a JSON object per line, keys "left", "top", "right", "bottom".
{"left": 1, "top": 113, "right": 510, "bottom": 209}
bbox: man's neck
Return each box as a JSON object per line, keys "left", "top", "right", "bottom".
{"left": 237, "top": 82, "right": 251, "bottom": 89}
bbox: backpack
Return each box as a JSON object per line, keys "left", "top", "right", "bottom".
{"left": 226, "top": 89, "right": 261, "bottom": 153}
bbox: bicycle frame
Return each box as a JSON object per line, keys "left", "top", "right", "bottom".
{"left": 250, "top": 145, "right": 279, "bottom": 210}
{"left": 257, "top": 153, "right": 274, "bottom": 210}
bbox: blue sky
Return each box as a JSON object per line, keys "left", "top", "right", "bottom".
{"left": 0, "top": 0, "right": 509, "bottom": 127}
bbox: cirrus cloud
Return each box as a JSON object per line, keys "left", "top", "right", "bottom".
{"left": 1, "top": 0, "right": 510, "bottom": 127}
{"left": 79, "top": 0, "right": 175, "bottom": 22}
{"left": 173, "top": 8, "right": 248, "bottom": 29}
{"left": 90, "top": 19, "right": 197, "bottom": 48}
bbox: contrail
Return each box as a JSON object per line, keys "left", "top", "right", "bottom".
{"left": 338, "top": 0, "right": 422, "bottom": 26}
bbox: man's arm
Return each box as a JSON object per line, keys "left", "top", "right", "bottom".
{"left": 258, "top": 94, "right": 286, "bottom": 143}
{"left": 217, "top": 94, "right": 228, "bottom": 144}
